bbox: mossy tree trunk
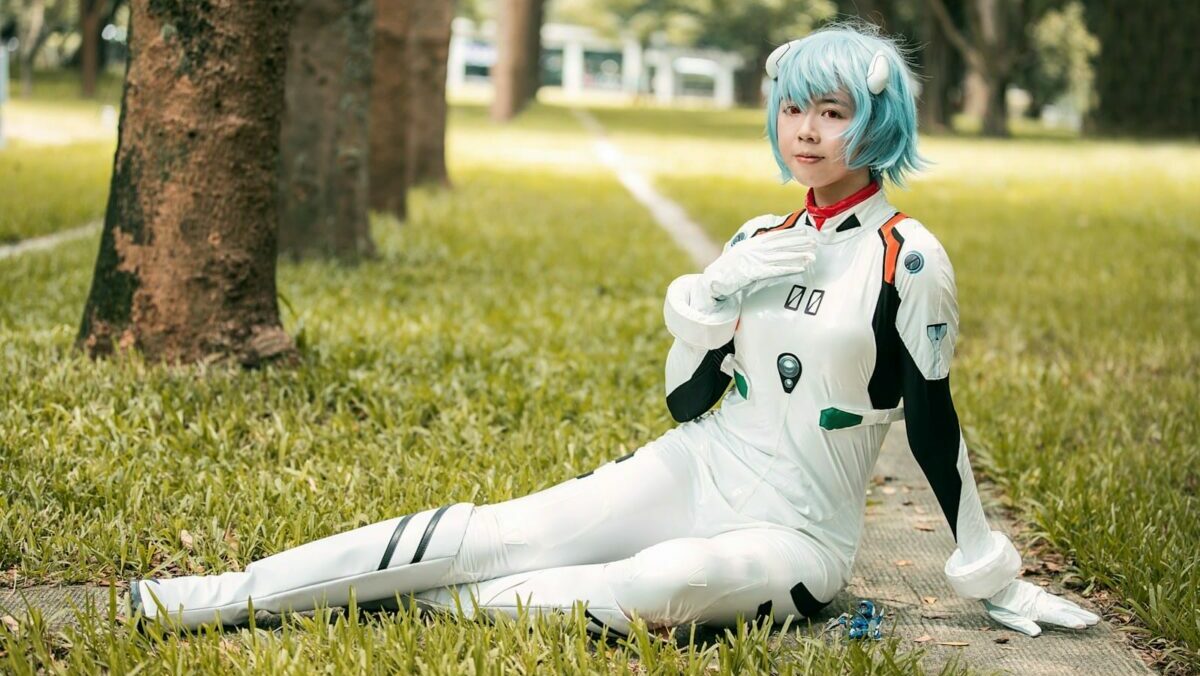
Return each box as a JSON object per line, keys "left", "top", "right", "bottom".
{"left": 279, "top": 0, "right": 376, "bottom": 259}
{"left": 369, "top": 0, "right": 411, "bottom": 217}
{"left": 405, "top": 0, "right": 453, "bottom": 188}
{"left": 77, "top": 0, "right": 296, "bottom": 366}
{"left": 491, "top": 0, "right": 544, "bottom": 122}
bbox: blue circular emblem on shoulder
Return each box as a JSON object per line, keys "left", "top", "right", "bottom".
{"left": 730, "top": 232, "right": 747, "bottom": 247}
{"left": 903, "top": 251, "right": 924, "bottom": 273}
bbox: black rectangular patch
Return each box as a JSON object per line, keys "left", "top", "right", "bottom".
{"left": 785, "top": 285, "right": 806, "bottom": 311}
{"left": 804, "top": 289, "right": 825, "bottom": 315}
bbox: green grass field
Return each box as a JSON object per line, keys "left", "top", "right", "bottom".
{"left": 1, "top": 87, "right": 1197, "bottom": 671}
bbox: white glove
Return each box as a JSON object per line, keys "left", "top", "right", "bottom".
{"left": 983, "top": 579, "right": 1100, "bottom": 637}
{"left": 699, "top": 227, "right": 816, "bottom": 302}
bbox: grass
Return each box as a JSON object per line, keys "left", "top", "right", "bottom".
{"left": 0, "top": 140, "right": 115, "bottom": 243}
{"left": 0, "top": 100, "right": 958, "bottom": 673}
{"left": 590, "top": 105, "right": 1200, "bottom": 671}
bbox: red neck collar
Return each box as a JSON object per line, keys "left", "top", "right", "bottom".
{"left": 806, "top": 181, "right": 881, "bottom": 231}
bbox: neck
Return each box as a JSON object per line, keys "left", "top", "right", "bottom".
{"left": 811, "top": 170, "right": 872, "bottom": 206}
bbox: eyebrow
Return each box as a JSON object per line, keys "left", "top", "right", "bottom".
{"left": 818, "top": 96, "right": 849, "bottom": 106}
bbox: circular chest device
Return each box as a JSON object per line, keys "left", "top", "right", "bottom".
{"left": 777, "top": 353, "right": 801, "bottom": 393}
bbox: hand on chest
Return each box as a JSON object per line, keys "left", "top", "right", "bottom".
{"left": 734, "top": 242, "right": 881, "bottom": 377}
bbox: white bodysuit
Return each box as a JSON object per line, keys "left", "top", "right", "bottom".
{"left": 135, "top": 185, "right": 1021, "bottom": 634}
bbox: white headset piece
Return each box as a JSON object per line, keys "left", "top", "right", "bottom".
{"left": 764, "top": 40, "right": 890, "bottom": 96}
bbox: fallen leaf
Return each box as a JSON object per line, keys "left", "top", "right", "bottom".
{"left": 994, "top": 637, "right": 1010, "bottom": 644}
{"left": 914, "top": 506, "right": 926, "bottom": 514}
{"left": 881, "top": 486, "right": 897, "bottom": 495}
{"left": 180, "top": 530, "right": 194, "bottom": 550}
{"left": 1, "top": 615, "right": 18, "bottom": 632}
{"left": 922, "top": 596, "right": 937, "bottom": 605}
{"left": 901, "top": 499, "right": 914, "bottom": 506}
{"left": 913, "top": 634, "right": 933, "bottom": 643}
{"left": 922, "top": 612, "right": 952, "bottom": 619}
{"left": 938, "top": 641, "right": 969, "bottom": 647}
{"left": 894, "top": 559, "right": 912, "bottom": 567}
{"left": 915, "top": 524, "right": 935, "bottom": 532}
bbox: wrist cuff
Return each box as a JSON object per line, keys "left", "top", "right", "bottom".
{"left": 663, "top": 274, "right": 739, "bottom": 350}
{"left": 944, "top": 530, "right": 1021, "bottom": 599}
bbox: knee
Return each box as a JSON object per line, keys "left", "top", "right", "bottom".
{"left": 607, "top": 539, "right": 767, "bottom": 626}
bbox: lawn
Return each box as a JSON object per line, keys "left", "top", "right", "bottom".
{"left": 591, "top": 105, "right": 1200, "bottom": 671}
{"left": 0, "top": 101, "right": 960, "bottom": 673}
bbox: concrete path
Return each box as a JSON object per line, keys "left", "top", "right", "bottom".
{"left": 0, "top": 221, "right": 100, "bottom": 260}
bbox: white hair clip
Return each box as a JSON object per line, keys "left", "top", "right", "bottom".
{"left": 866, "top": 50, "right": 889, "bottom": 95}
{"left": 765, "top": 40, "right": 891, "bottom": 96}
{"left": 764, "top": 40, "right": 802, "bottom": 80}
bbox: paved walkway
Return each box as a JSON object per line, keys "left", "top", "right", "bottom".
{"left": 0, "top": 221, "right": 100, "bottom": 260}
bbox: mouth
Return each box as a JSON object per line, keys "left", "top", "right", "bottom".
{"left": 793, "top": 154, "right": 823, "bottom": 164}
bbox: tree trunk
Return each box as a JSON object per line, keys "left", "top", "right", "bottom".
{"left": 925, "top": 0, "right": 1020, "bottom": 137}
{"left": 368, "top": 0, "right": 411, "bottom": 217}
{"left": 19, "top": 0, "right": 46, "bottom": 98}
{"left": 279, "top": 0, "right": 376, "bottom": 259}
{"left": 77, "top": 0, "right": 296, "bottom": 366}
{"left": 406, "top": 0, "right": 453, "bottom": 188}
{"left": 80, "top": 0, "right": 105, "bottom": 98}
{"left": 491, "top": 0, "right": 541, "bottom": 122}
{"left": 523, "top": 0, "right": 544, "bottom": 103}
{"left": 918, "top": 5, "right": 950, "bottom": 133}
{"left": 735, "top": 45, "right": 771, "bottom": 107}
{"left": 979, "top": 70, "right": 1009, "bottom": 137}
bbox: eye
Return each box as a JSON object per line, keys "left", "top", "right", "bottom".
{"left": 783, "top": 103, "right": 801, "bottom": 115}
{"left": 822, "top": 109, "right": 845, "bottom": 119}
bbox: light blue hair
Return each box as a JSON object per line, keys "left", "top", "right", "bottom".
{"left": 765, "top": 21, "right": 927, "bottom": 188}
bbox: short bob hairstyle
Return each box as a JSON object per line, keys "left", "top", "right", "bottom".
{"left": 766, "top": 20, "right": 926, "bottom": 188}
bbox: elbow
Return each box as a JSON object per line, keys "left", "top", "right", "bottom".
{"left": 666, "top": 396, "right": 704, "bottom": 423}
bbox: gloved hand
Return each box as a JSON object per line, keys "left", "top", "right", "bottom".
{"left": 699, "top": 227, "right": 816, "bottom": 302}
{"left": 983, "top": 579, "right": 1100, "bottom": 637}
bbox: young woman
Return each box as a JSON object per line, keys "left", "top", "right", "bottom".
{"left": 132, "top": 22, "right": 1099, "bottom": 639}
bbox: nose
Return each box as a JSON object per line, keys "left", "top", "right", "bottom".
{"left": 796, "top": 109, "right": 819, "bottom": 143}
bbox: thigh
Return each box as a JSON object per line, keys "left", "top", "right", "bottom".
{"left": 457, "top": 428, "right": 710, "bottom": 579}
{"left": 606, "top": 526, "right": 844, "bottom": 628}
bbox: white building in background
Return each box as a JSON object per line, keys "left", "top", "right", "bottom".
{"left": 447, "top": 18, "right": 745, "bottom": 109}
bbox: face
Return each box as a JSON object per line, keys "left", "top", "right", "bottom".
{"left": 776, "top": 90, "right": 856, "bottom": 189}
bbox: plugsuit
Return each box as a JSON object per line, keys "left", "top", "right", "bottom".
{"left": 134, "top": 186, "right": 1021, "bottom": 634}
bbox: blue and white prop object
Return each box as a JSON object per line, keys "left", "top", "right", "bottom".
{"left": 824, "top": 599, "right": 886, "bottom": 641}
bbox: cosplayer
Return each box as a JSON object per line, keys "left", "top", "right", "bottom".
{"left": 130, "top": 22, "right": 1099, "bottom": 639}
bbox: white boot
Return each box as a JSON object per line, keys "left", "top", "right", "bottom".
{"left": 136, "top": 503, "right": 475, "bottom": 628}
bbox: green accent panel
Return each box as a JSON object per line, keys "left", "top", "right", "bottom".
{"left": 734, "top": 371, "right": 748, "bottom": 398}
{"left": 819, "top": 407, "right": 863, "bottom": 430}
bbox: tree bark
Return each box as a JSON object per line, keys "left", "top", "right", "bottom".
{"left": 18, "top": 0, "right": 47, "bottom": 98}
{"left": 491, "top": 0, "right": 542, "bottom": 122}
{"left": 918, "top": 3, "right": 950, "bottom": 132}
{"left": 368, "top": 0, "right": 411, "bottom": 216}
{"left": 523, "top": 0, "right": 544, "bottom": 103}
{"left": 406, "top": 0, "right": 453, "bottom": 188}
{"left": 279, "top": 0, "right": 376, "bottom": 260}
{"left": 735, "top": 44, "right": 772, "bottom": 107}
{"left": 77, "top": 0, "right": 296, "bottom": 366}
{"left": 80, "top": 0, "right": 106, "bottom": 98}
